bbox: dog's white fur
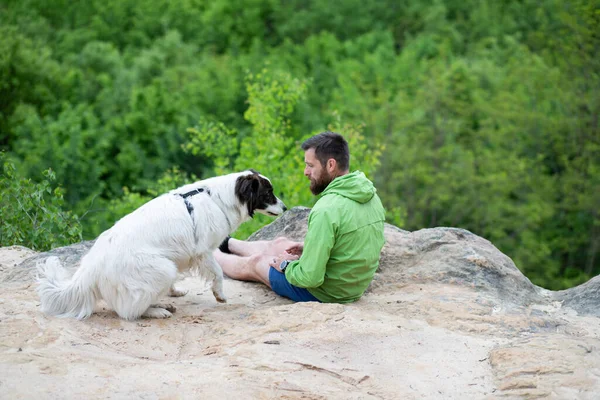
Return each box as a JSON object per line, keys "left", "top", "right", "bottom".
{"left": 37, "top": 171, "right": 286, "bottom": 320}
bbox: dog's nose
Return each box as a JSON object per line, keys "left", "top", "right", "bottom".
{"left": 282, "top": 204, "right": 288, "bottom": 212}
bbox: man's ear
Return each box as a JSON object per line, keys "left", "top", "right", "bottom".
{"left": 327, "top": 158, "right": 337, "bottom": 173}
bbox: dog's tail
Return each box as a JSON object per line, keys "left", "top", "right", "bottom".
{"left": 36, "top": 256, "right": 98, "bottom": 320}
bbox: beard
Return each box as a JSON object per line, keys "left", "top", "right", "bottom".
{"left": 309, "top": 171, "right": 334, "bottom": 195}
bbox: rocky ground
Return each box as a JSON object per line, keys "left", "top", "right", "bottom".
{"left": 1, "top": 207, "right": 599, "bottom": 399}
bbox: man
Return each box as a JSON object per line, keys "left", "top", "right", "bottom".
{"left": 214, "top": 131, "right": 386, "bottom": 303}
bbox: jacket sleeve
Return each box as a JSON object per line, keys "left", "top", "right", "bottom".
{"left": 284, "top": 208, "right": 336, "bottom": 288}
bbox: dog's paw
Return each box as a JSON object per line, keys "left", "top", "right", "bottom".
{"left": 153, "top": 303, "right": 177, "bottom": 313}
{"left": 213, "top": 291, "right": 227, "bottom": 303}
{"left": 168, "top": 287, "right": 188, "bottom": 297}
{"left": 142, "top": 307, "right": 173, "bottom": 319}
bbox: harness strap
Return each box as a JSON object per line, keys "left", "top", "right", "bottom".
{"left": 178, "top": 187, "right": 210, "bottom": 214}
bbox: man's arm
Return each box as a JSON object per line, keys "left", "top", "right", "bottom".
{"left": 284, "top": 209, "right": 336, "bottom": 288}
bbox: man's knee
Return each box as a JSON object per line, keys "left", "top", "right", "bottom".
{"left": 267, "top": 236, "right": 293, "bottom": 254}
{"left": 273, "top": 236, "right": 289, "bottom": 244}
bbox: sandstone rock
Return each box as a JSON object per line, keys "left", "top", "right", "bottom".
{"left": 1, "top": 240, "right": 95, "bottom": 285}
{"left": 248, "top": 205, "right": 311, "bottom": 241}
{"left": 553, "top": 275, "right": 600, "bottom": 318}
{"left": 0, "top": 245, "right": 36, "bottom": 276}
{"left": 251, "top": 207, "right": 545, "bottom": 308}
{"left": 0, "top": 207, "right": 599, "bottom": 399}
{"left": 489, "top": 335, "right": 600, "bottom": 399}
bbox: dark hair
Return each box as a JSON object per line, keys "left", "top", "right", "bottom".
{"left": 301, "top": 131, "right": 349, "bottom": 171}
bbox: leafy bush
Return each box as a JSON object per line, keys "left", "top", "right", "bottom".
{"left": 0, "top": 153, "right": 82, "bottom": 250}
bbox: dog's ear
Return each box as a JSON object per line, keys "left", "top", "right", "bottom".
{"left": 237, "top": 174, "right": 260, "bottom": 195}
{"left": 235, "top": 174, "right": 260, "bottom": 217}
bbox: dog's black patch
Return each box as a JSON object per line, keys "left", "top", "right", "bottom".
{"left": 235, "top": 172, "right": 279, "bottom": 218}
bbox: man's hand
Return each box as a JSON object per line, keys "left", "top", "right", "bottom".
{"left": 269, "top": 252, "right": 300, "bottom": 271}
{"left": 285, "top": 243, "right": 304, "bottom": 257}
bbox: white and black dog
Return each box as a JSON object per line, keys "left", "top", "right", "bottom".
{"left": 37, "top": 170, "right": 286, "bottom": 320}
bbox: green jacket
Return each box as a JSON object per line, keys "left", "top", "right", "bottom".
{"left": 285, "top": 171, "right": 386, "bottom": 303}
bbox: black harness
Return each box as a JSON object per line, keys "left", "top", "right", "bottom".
{"left": 178, "top": 187, "right": 210, "bottom": 214}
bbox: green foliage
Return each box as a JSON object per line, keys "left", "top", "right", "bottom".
{"left": 0, "top": 153, "right": 82, "bottom": 250}
{"left": 184, "top": 120, "right": 239, "bottom": 175}
{"left": 0, "top": 25, "right": 65, "bottom": 146}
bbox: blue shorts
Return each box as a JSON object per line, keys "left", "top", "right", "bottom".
{"left": 269, "top": 267, "right": 321, "bottom": 302}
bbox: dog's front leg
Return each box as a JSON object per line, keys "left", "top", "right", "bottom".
{"left": 168, "top": 285, "right": 188, "bottom": 297}
{"left": 205, "top": 254, "right": 227, "bottom": 303}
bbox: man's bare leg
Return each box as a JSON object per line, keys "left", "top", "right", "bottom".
{"left": 213, "top": 250, "right": 273, "bottom": 287}
{"left": 228, "top": 237, "right": 301, "bottom": 257}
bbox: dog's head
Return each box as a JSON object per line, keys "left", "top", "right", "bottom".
{"left": 235, "top": 170, "right": 287, "bottom": 218}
